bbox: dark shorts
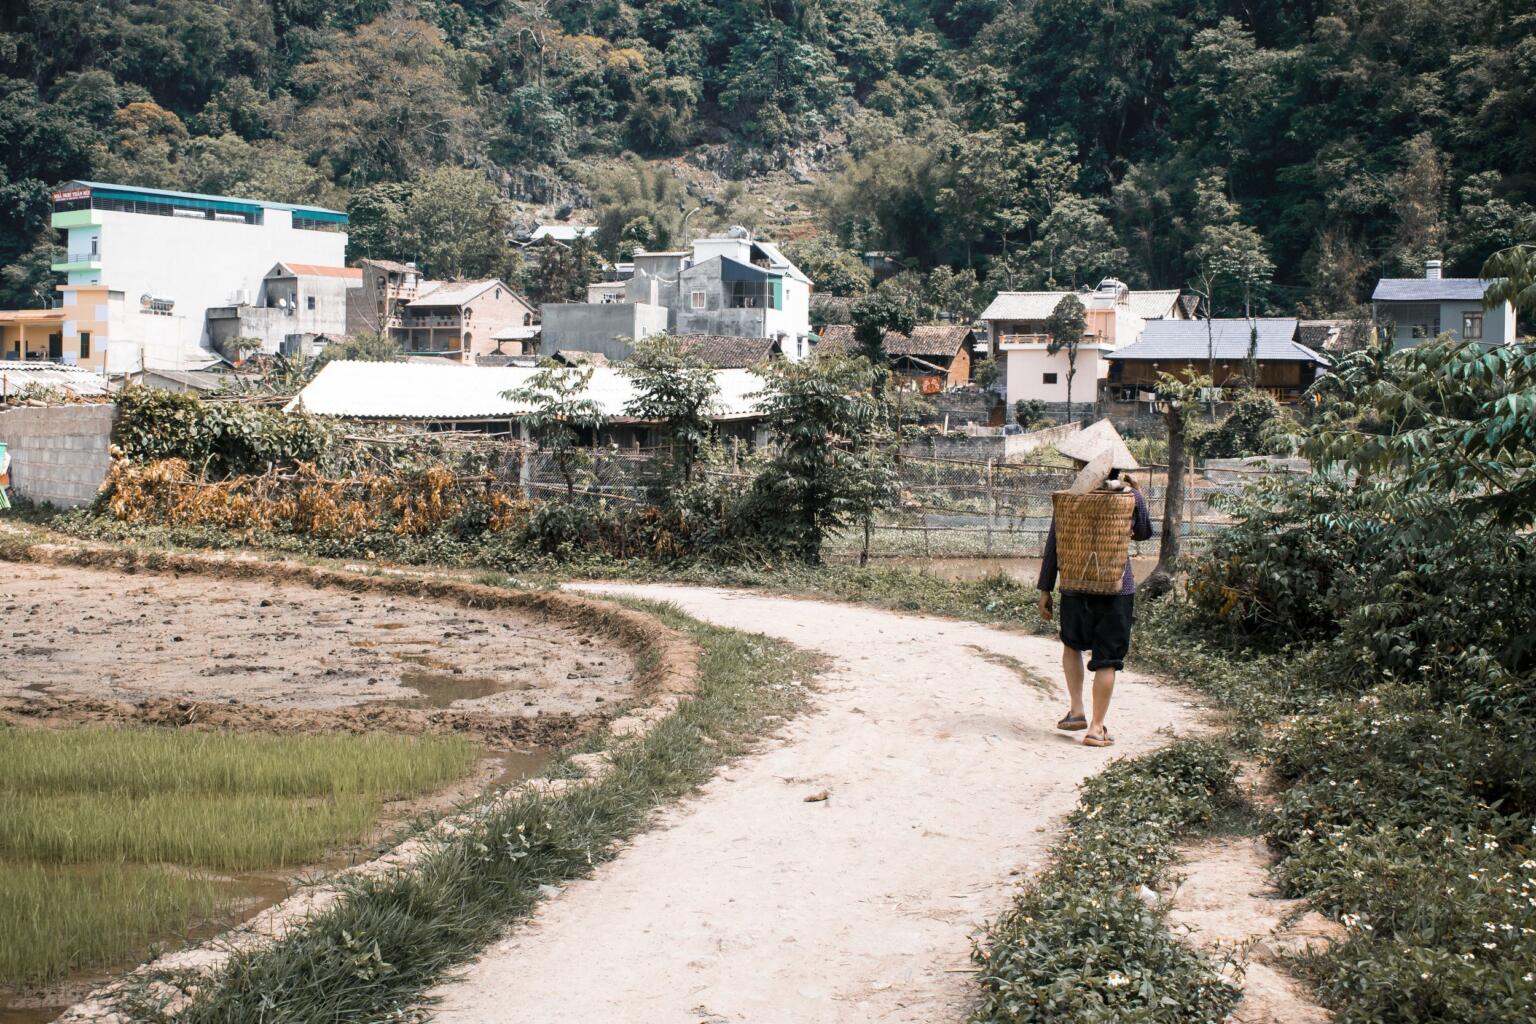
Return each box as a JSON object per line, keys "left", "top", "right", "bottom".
{"left": 1059, "top": 593, "right": 1135, "bottom": 671}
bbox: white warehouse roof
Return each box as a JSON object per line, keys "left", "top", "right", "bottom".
{"left": 285, "top": 360, "right": 766, "bottom": 422}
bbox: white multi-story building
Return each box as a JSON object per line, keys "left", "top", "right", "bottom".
{"left": 46, "top": 180, "right": 348, "bottom": 372}
{"left": 539, "top": 227, "right": 814, "bottom": 361}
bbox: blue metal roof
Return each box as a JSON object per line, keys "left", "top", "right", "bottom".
{"left": 1372, "top": 278, "right": 1490, "bottom": 302}
{"left": 63, "top": 180, "right": 346, "bottom": 219}
{"left": 1109, "top": 318, "right": 1328, "bottom": 365}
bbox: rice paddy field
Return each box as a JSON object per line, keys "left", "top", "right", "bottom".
{"left": 0, "top": 727, "right": 476, "bottom": 991}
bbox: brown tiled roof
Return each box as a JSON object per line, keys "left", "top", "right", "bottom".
{"left": 673, "top": 334, "right": 782, "bottom": 368}
{"left": 1299, "top": 319, "right": 1363, "bottom": 352}
{"left": 815, "top": 324, "right": 972, "bottom": 359}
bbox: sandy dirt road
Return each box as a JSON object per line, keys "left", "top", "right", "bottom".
{"left": 429, "top": 585, "right": 1207, "bottom": 1023}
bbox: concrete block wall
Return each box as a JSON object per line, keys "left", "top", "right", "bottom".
{"left": 0, "top": 403, "right": 115, "bottom": 508}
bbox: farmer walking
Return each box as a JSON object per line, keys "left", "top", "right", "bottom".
{"left": 1036, "top": 421, "right": 1153, "bottom": 748}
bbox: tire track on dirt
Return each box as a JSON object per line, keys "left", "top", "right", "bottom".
{"left": 429, "top": 584, "right": 1209, "bottom": 1023}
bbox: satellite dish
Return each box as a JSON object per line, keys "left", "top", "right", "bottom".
{"left": 277, "top": 298, "right": 290, "bottom": 309}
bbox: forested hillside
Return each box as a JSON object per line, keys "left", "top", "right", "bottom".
{"left": 2, "top": 1, "right": 1533, "bottom": 315}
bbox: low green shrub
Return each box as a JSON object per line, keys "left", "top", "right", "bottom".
{"left": 972, "top": 740, "right": 1243, "bottom": 1024}
{"left": 1266, "top": 692, "right": 1536, "bottom": 1023}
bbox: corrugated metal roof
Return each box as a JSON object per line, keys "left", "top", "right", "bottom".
{"left": 531, "top": 224, "right": 596, "bottom": 242}
{"left": 1372, "top": 278, "right": 1491, "bottom": 301}
{"left": 1126, "top": 290, "right": 1183, "bottom": 319}
{"left": 285, "top": 361, "right": 766, "bottom": 421}
{"left": 274, "top": 263, "right": 362, "bottom": 279}
{"left": 0, "top": 361, "right": 113, "bottom": 396}
{"left": 980, "top": 288, "right": 1183, "bottom": 321}
{"left": 1107, "top": 318, "right": 1328, "bottom": 365}
{"left": 67, "top": 180, "right": 344, "bottom": 217}
{"left": 408, "top": 280, "right": 501, "bottom": 307}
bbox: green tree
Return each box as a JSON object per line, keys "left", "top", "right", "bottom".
{"left": 505, "top": 366, "right": 609, "bottom": 499}
{"left": 1482, "top": 243, "right": 1536, "bottom": 319}
{"left": 620, "top": 335, "right": 720, "bottom": 484}
{"left": 749, "top": 352, "right": 883, "bottom": 564}
{"left": 923, "top": 266, "right": 983, "bottom": 322}
{"left": 1044, "top": 294, "right": 1087, "bottom": 423}
{"left": 1027, "top": 195, "right": 1128, "bottom": 289}
{"left": 850, "top": 289, "right": 918, "bottom": 397}
{"left": 781, "top": 238, "right": 873, "bottom": 297}
{"left": 592, "top": 158, "right": 693, "bottom": 259}
{"left": 533, "top": 234, "right": 601, "bottom": 304}
{"left": 316, "top": 331, "right": 402, "bottom": 367}
{"left": 402, "top": 168, "right": 509, "bottom": 281}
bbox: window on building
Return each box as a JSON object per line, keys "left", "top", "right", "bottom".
{"left": 306, "top": 295, "right": 316, "bottom": 311}
{"left": 1398, "top": 303, "right": 1440, "bottom": 339}
{"left": 79, "top": 332, "right": 90, "bottom": 359}
{"left": 691, "top": 290, "right": 707, "bottom": 309}
{"left": 523, "top": 313, "right": 532, "bottom": 326}
{"left": 1043, "top": 372, "right": 1058, "bottom": 384}
{"left": 495, "top": 288, "right": 502, "bottom": 300}
{"left": 1463, "top": 313, "right": 1484, "bottom": 340}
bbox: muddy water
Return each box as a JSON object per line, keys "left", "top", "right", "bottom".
{"left": 0, "top": 748, "right": 554, "bottom": 1024}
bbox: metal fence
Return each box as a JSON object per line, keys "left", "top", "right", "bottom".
{"left": 359, "top": 430, "right": 1302, "bottom": 561}
{"left": 824, "top": 455, "right": 1287, "bottom": 560}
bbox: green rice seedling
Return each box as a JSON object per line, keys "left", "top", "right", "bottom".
{"left": 0, "top": 729, "right": 476, "bottom": 800}
{"left": 0, "top": 792, "right": 382, "bottom": 870}
{"left": 0, "top": 863, "right": 223, "bottom": 987}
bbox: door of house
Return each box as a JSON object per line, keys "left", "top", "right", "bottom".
{"left": 48, "top": 333, "right": 63, "bottom": 359}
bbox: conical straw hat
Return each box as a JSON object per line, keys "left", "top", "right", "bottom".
{"left": 1056, "top": 419, "right": 1140, "bottom": 471}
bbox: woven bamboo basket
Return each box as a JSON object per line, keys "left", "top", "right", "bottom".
{"left": 1051, "top": 489, "right": 1135, "bottom": 594}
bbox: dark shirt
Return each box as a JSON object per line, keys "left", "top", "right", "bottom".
{"left": 1037, "top": 486, "right": 1153, "bottom": 596}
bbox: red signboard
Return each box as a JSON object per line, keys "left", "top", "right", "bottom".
{"left": 52, "top": 187, "right": 90, "bottom": 202}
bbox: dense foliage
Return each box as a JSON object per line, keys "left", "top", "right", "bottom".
{"left": 973, "top": 740, "right": 1242, "bottom": 1023}
{"left": 3, "top": 2, "right": 1533, "bottom": 314}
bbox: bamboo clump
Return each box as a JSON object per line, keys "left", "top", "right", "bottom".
{"left": 1051, "top": 489, "right": 1135, "bottom": 594}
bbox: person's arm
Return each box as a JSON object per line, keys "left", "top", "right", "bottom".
{"left": 1037, "top": 519, "right": 1058, "bottom": 620}
{"left": 1129, "top": 484, "right": 1153, "bottom": 542}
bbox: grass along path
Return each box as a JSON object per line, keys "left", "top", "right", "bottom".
{"left": 424, "top": 583, "right": 1209, "bottom": 1023}
{"left": 103, "top": 604, "right": 816, "bottom": 1024}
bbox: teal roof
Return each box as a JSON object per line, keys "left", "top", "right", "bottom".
{"left": 62, "top": 180, "right": 346, "bottom": 219}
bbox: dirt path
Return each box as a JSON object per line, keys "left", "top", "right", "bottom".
{"left": 429, "top": 585, "right": 1209, "bottom": 1023}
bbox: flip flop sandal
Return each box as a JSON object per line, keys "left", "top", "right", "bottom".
{"left": 1056, "top": 714, "right": 1088, "bottom": 731}
{"left": 1083, "top": 729, "right": 1114, "bottom": 748}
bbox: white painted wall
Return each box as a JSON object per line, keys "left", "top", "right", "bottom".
{"left": 1004, "top": 345, "right": 1108, "bottom": 406}
{"left": 66, "top": 208, "right": 345, "bottom": 369}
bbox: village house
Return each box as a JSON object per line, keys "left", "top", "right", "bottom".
{"left": 979, "top": 279, "right": 1186, "bottom": 413}
{"left": 22, "top": 180, "right": 348, "bottom": 372}
{"left": 1371, "top": 259, "right": 1515, "bottom": 349}
{"left": 206, "top": 262, "right": 360, "bottom": 360}
{"left": 539, "top": 228, "right": 814, "bottom": 362}
{"left": 1103, "top": 317, "right": 1329, "bottom": 408}
{"left": 815, "top": 325, "right": 976, "bottom": 391}
{"left": 390, "top": 280, "right": 538, "bottom": 364}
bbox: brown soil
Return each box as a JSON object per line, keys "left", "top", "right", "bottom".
{"left": 1166, "top": 836, "right": 1343, "bottom": 1024}
{"left": 2, "top": 559, "right": 631, "bottom": 718}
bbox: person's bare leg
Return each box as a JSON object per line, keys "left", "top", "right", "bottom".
{"left": 1087, "top": 667, "right": 1116, "bottom": 738}
{"left": 1063, "top": 647, "right": 1086, "bottom": 719}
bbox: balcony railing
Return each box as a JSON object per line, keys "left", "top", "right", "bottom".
{"left": 399, "top": 314, "right": 465, "bottom": 328}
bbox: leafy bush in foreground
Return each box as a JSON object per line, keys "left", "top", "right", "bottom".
{"left": 972, "top": 741, "right": 1242, "bottom": 1024}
